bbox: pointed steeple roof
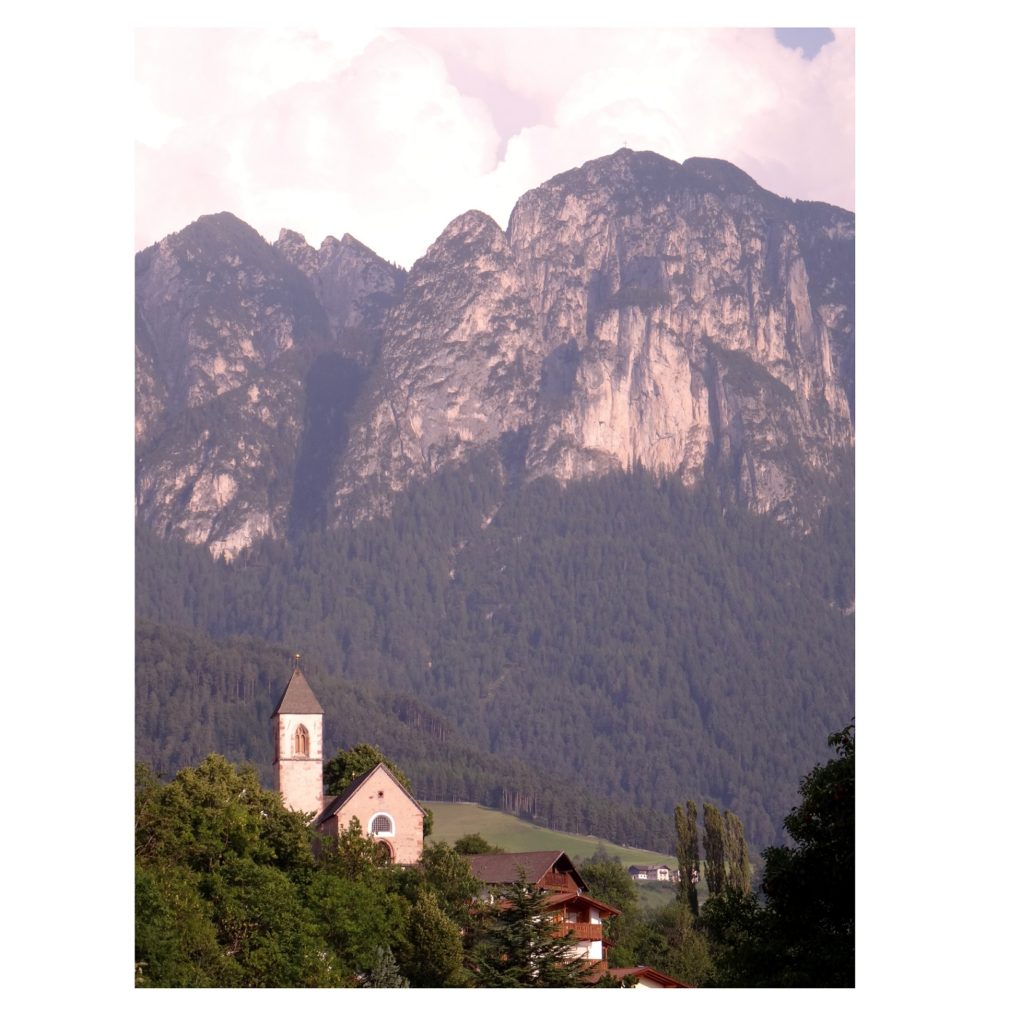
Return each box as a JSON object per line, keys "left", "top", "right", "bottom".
{"left": 270, "top": 662, "right": 324, "bottom": 717}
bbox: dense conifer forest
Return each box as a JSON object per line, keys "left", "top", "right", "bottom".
{"left": 136, "top": 456, "right": 853, "bottom": 850}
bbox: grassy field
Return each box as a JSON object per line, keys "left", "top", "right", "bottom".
{"left": 426, "top": 801, "right": 691, "bottom": 912}
{"left": 425, "top": 801, "right": 676, "bottom": 867}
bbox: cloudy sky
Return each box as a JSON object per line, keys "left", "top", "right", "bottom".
{"left": 136, "top": 26, "right": 853, "bottom": 270}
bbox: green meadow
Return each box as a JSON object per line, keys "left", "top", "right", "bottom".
{"left": 424, "top": 800, "right": 676, "bottom": 867}
{"left": 425, "top": 801, "right": 704, "bottom": 911}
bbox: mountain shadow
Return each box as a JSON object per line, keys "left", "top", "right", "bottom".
{"left": 288, "top": 353, "right": 368, "bottom": 536}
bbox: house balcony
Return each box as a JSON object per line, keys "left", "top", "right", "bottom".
{"left": 562, "top": 921, "right": 603, "bottom": 942}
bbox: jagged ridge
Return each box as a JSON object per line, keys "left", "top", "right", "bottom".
{"left": 135, "top": 149, "right": 854, "bottom": 557}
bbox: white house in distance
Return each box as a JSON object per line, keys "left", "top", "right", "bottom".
{"left": 270, "top": 661, "right": 425, "bottom": 864}
{"left": 627, "top": 864, "right": 675, "bottom": 882}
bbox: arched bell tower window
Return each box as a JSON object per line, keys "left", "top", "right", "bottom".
{"left": 293, "top": 724, "right": 309, "bottom": 757}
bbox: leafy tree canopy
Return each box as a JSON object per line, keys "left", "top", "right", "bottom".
{"left": 324, "top": 743, "right": 413, "bottom": 795}
{"left": 453, "top": 833, "right": 505, "bottom": 855}
{"left": 135, "top": 756, "right": 340, "bottom": 986}
{"left": 701, "top": 724, "right": 854, "bottom": 987}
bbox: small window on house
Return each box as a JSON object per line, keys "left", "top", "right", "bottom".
{"left": 293, "top": 724, "right": 309, "bottom": 757}
{"left": 370, "top": 814, "right": 393, "bottom": 836}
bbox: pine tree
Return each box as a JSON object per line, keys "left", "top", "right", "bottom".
{"left": 468, "top": 874, "right": 594, "bottom": 987}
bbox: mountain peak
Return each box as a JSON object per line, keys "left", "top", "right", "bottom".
{"left": 425, "top": 209, "right": 507, "bottom": 262}
{"left": 276, "top": 227, "right": 307, "bottom": 246}
{"left": 681, "top": 157, "right": 763, "bottom": 195}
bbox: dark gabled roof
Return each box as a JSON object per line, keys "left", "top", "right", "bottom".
{"left": 465, "top": 851, "right": 588, "bottom": 891}
{"left": 270, "top": 665, "right": 324, "bottom": 717}
{"left": 316, "top": 762, "right": 426, "bottom": 824}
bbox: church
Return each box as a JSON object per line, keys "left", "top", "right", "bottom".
{"left": 269, "top": 662, "right": 688, "bottom": 986}
{"left": 270, "top": 661, "right": 426, "bottom": 864}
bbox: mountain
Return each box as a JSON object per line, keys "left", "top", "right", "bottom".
{"left": 134, "top": 149, "right": 854, "bottom": 850}
{"left": 135, "top": 149, "right": 853, "bottom": 557}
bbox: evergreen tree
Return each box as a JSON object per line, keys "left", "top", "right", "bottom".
{"left": 400, "top": 888, "right": 468, "bottom": 987}
{"left": 468, "top": 874, "right": 594, "bottom": 987}
{"left": 137, "top": 459, "right": 854, "bottom": 855}
{"left": 362, "top": 946, "right": 409, "bottom": 988}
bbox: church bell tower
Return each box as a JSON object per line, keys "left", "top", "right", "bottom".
{"left": 270, "top": 656, "right": 324, "bottom": 817}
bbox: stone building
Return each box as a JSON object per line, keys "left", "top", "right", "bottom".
{"left": 316, "top": 762, "right": 425, "bottom": 865}
{"left": 270, "top": 662, "right": 425, "bottom": 864}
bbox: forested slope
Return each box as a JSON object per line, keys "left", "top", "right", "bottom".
{"left": 137, "top": 458, "right": 853, "bottom": 848}
{"left": 136, "top": 619, "right": 685, "bottom": 851}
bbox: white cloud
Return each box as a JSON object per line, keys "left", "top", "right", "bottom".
{"left": 136, "top": 27, "right": 854, "bottom": 267}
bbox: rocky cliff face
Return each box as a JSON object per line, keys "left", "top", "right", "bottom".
{"left": 135, "top": 213, "right": 399, "bottom": 555}
{"left": 332, "top": 210, "right": 545, "bottom": 518}
{"left": 273, "top": 229, "right": 406, "bottom": 364}
{"left": 135, "top": 149, "right": 854, "bottom": 557}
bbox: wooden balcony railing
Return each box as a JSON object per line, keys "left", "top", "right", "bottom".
{"left": 561, "top": 921, "right": 603, "bottom": 942}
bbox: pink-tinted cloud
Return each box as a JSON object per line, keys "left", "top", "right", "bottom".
{"left": 135, "top": 27, "right": 854, "bottom": 267}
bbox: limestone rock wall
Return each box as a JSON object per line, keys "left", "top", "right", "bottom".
{"left": 135, "top": 150, "right": 855, "bottom": 556}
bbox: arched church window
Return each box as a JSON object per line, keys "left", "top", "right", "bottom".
{"left": 293, "top": 724, "right": 309, "bottom": 757}
{"left": 370, "top": 814, "right": 394, "bottom": 836}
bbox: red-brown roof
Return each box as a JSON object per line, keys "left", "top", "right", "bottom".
{"left": 602, "top": 967, "right": 690, "bottom": 988}
{"left": 543, "top": 891, "right": 621, "bottom": 918}
{"left": 465, "top": 851, "right": 587, "bottom": 891}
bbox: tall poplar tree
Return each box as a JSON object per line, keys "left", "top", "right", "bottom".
{"left": 702, "top": 803, "right": 727, "bottom": 896}
{"left": 724, "top": 811, "right": 751, "bottom": 894}
{"left": 675, "top": 801, "right": 700, "bottom": 915}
